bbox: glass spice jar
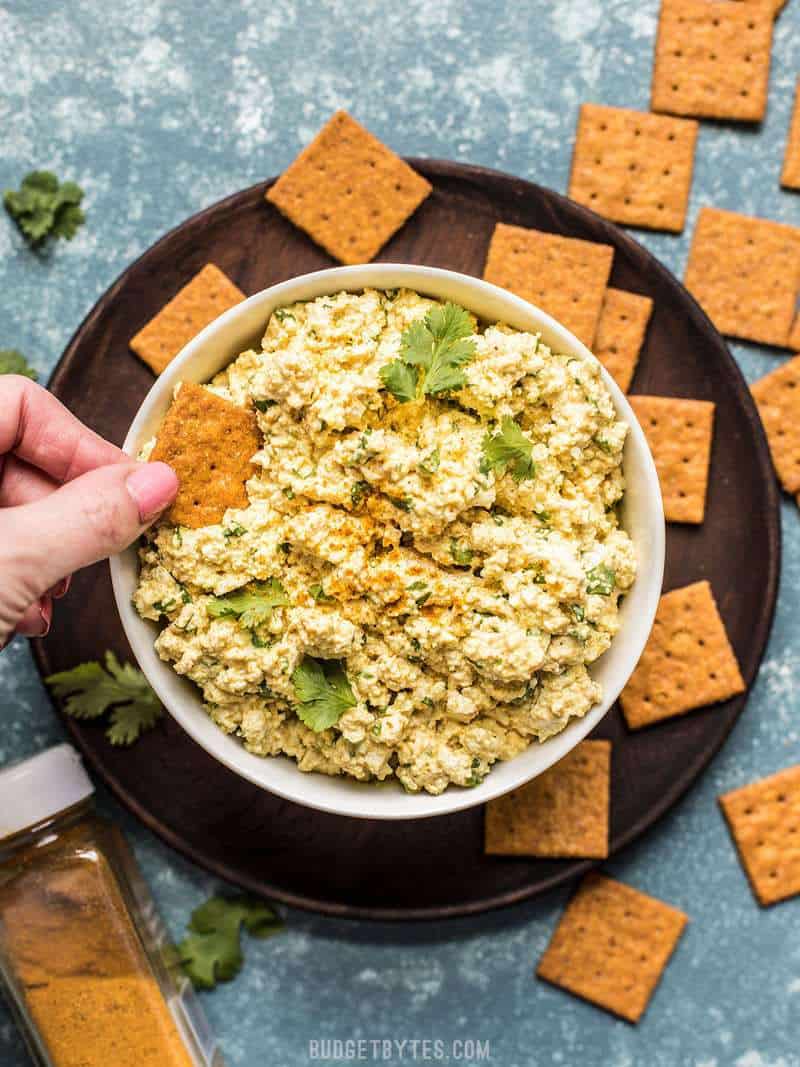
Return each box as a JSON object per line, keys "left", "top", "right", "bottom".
{"left": 0, "top": 744, "right": 224, "bottom": 1067}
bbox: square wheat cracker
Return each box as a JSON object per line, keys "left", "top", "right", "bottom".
{"left": 536, "top": 872, "right": 688, "bottom": 1023}
{"left": 594, "top": 289, "right": 653, "bottom": 393}
{"left": 781, "top": 80, "right": 800, "bottom": 190}
{"left": 483, "top": 223, "right": 613, "bottom": 347}
{"left": 620, "top": 580, "right": 745, "bottom": 729}
{"left": 751, "top": 355, "right": 800, "bottom": 494}
{"left": 484, "top": 740, "right": 610, "bottom": 859}
{"left": 130, "top": 264, "right": 245, "bottom": 376}
{"left": 569, "top": 104, "right": 698, "bottom": 233}
{"left": 684, "top": 208, "right": 800, "bottom": 347}
{"left": 150, "top": 382, "right": 260, "bottom": 529}
{"left": 651, "top": 0, "right": 773, "bottom": 123}
{"left": 628, "top": 395, "right": 714, "bottom": 523}
{"left": 719, "top": 765, "right": 800, "bottom": 906}
{"left": 266, "top": 110, "right": 432, "bottom": 266}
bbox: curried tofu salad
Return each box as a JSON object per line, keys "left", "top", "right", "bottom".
{"left": 133, "top": 288, "right": 636, "bottom": 795}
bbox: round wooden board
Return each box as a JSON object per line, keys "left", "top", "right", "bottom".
{"left": 33, "top": 160, "right": 779, "bottom": 920}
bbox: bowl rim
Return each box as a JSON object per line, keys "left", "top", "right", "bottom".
{"left": 110, "top": 263, "right": 664, "bottom": 820}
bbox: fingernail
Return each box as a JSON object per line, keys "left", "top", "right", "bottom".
{"left": 126, "top": 463, "right": 179, "bottom": 523}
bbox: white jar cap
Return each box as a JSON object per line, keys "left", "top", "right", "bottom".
{"left": 0, "top": 744, "right": 94, "bottom": 839}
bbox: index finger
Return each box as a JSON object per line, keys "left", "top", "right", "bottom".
{"left": 0, "top": 376, "right": 126, "bottom": 483}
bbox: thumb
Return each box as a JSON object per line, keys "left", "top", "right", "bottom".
{"left": 1, "top": 461, "right": 178, "bottom": 606}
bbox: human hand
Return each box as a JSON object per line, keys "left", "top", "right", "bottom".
{"left": 0, "top": 376, "right": 178, "bottom": 647}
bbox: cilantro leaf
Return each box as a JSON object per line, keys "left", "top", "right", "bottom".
{"left": 107, "top": 700, "right": 163, "bottom": 746}
{"left": 179, "top": 895, "right": 284, "bottom": 991}
{"left": 480, "top": 417, "right": 536, "bottom": 482}
{"left": 291, "top": 656, "right": 356, "bottom": 732}
{"left": 46, "top": 651, "right": 163, "bottom": 746}
{"left": 398, "top": 318, "right": 436, "bottom": 367}
{"left": 207, "top": 578, "right": 288, "bottom": 629}
{"left": 586, "top": 564, "right": 616, "bottom": 596}
{"left": 4, "top": 171, "right": 85, "bottom": 246}
{"left": 379, "top": 303, "right": 476, "bottom": 403}
{"left": 0, "top": 349, "right": 37, "bottom": 380}
{"left": 378, "top": 360, "right": 418, "bottom": 403}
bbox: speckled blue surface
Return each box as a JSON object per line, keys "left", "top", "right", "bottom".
{"left": 2, "top": 1, "right": 800, "bottom": 1064}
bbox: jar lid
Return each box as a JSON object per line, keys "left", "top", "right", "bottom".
{"left": 0, "top": 744, "right": 94, "bottom": 838}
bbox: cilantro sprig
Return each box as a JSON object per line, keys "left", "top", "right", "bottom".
{"left": 0, "top": 349, "right": 37, "bottom": 380}
{"left": 207, "top": 578, "right": 289, "bottom": 629}
{"left": 379, "top": 303, "right": 476, "bottom": 403}
{"left": 46, "top": 651, "right": 163, "bottom": 746}
{"left": 179, "top": 895, "right": 284, "bottom": 991}
{"left": 4, "top": 171, "right": 85, "bottom": 246}
{"left": 480, "top": 417, "right": 536, "bottom": 483}
{"left": 291, "top": 656, "right": 356, "bottom": 732}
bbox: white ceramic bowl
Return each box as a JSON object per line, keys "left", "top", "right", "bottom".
{"left": 111, "top": 265, "right": 664, "bottom": 820}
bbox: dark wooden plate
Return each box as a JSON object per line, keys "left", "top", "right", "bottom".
{"left": 32, "top": 160, "right": 780, "bottom": 920}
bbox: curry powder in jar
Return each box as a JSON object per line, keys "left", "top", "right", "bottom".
{"left": 0, "top": 745, "right": 224, "bottom": 1067}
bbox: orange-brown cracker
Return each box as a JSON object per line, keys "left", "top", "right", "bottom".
{"left": 620, "top": 580, "right": 745, "bottom": 729}
{"left": 569, "top": 104, "right": 698, "bottom": 232}
{"left": 130, "top": 264, "right": 245, "bottom": 376}
{"left": 265, "top": 110, "right": 432, "bottom": 265}
{"left": 536, "top": 872, "right": 688, "bottom": 1023}
{"left": 482, "top": 222, "right": 614, "bottom": 347}
{"left": 651, "top": 0, "right": 773, "bottom": 122}
{"left": 751, "top": 355, "right": 800, "bottom": 493}
{"left": 150, "top": 382, "right": 260, "bottom": 528}
{"left": 628, "top": 395, "right": 714, "bottom": 523}
{"left": 484, "top": 740, "right": 611, "bottom": 859}
{"left": 594, "top": 288, "right": 653, "bottom": 393}
{"left": 719, "top": 765, "right": 800, "bottom": 906}
{"left": 684, "top": 207, "right": 800, "bottom": 347}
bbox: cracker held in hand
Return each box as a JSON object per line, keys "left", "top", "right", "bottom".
{"left": 150, "top": 383, "right": 260, "bottom": 528}
{"left": 536, "top": 872, "right": 688, "bottom": 1023}
{"left": 684, "top": 208, "right": 800, "bottom": 347}
{"left": 130, "top": 264, "right": 246, "bottom": 376}
{"left": 483, "top": 223, "right": 614, "bottom": 347}
{"left": 569, "top": 104, "right": 698, "bottom": 233}
{"left": 266, "top": 110, "right": 432, "bottom": 265}
{"left": 719, "top": 765, "right": 800, "bottom": 906}
{"left": 781, "top": 80, "right": 800, "bottom": 190}
{"left": 651, "top": 0, "right": 773, "bottom": 122}
{"left": 751, "top": 355, "right": 800, "bottom": 493}
{"left": 620, "top": 580, "right": 745, "bottom": 729}
{"left": 628, "top": 395, "right": 714, "bottom": 523}
{"left": 594, "top": 289, "right": 653, "bottom": 393}
{"left": 484, "top": 740, "right": 610, "bottom": 859}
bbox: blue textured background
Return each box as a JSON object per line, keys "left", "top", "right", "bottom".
{"left": 2, "top": 1, "right": 800, "bottom": 1064}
